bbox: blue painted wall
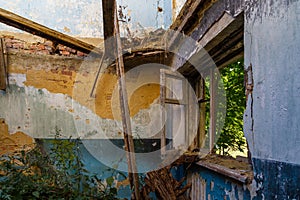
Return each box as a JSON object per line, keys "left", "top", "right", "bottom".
{"left": 252, "top": 158, "right": 300, "bottom": 200}
{"left": 189, "top": 165, "right": 251, "bottom": 200}
{"left": 244, "top": 0, "right": 300, "bottom": 198}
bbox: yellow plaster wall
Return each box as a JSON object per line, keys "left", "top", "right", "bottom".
{"left": 129, "top": 83, "right": 160, "bottom": 116}
{"left": 0, "top": 119, "right": 34, "bottom": 155}
{"left": 94, "top": 73, "right": 118, "bottom": 119}
{"left": 94, "top": 74, "right": 160, "bottom": 119}
{"left": 10, "top": 59, "right": 160, "bottom": 120}
{"left": 4, "top": 33, "right": 161, "bottom": 121}
{"left": 24, "top": 69, "right": 76, "bottom": 97}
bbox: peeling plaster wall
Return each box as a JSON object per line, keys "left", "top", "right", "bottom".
{"left": 0, "top": 42, "right": 162, "bottom": 139}
{"left": 0, "top": 1, "right": 183, "bottom": 198}
{"left": 0, "top": 35, "right": 166, "bottom": 197}
{"left": 244, "top": 0, "right": 300, "bottom": 198}
{"left": 244, "top": 0, "right": 300, "bottom": 166}
{"left": 188, "top": 167, "right": 251, "bottom": 200}
{"left": 0, "top": 0, "right": 173, "bottom": 37}
{"left": 0, "top": 118, "right": 34, "bottom": 155}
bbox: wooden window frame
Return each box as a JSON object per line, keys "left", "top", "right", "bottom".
{"left": 160, "top": 69, "right": 189, "bottom": 156}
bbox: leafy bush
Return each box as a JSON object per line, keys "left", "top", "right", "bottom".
{"left": 0, "top": 129, "right": 118, "bottom": 200}
{"left": 216, "top": 60, "right": 246, "bottom": 155}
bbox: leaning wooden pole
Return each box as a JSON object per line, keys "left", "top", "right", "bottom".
{"left": 113, "top": 2, "right": 141, "bottom": 199}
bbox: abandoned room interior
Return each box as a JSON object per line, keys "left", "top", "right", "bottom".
{"left": 0, "top": 0, "right": 299, "bottom": 199}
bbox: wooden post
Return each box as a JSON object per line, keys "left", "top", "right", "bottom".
{"left": 209, "top": 69, "right": 216, "bottom": 153}
{"left": 160, "top": 70, "right": 166, "bottom": 157}
{"left": 90, "top": 0, "right": 117, "bottom": 98}
{"left": 113, "top": 2, "right": 140, "bottom": 199}
{"left": 102, "top": 0, "right": 116, "bottom": 58}
{"left": 196, "top": 77, "right": 206, "bottom": 149}
{"left": 0, "top": 38, "right": 7, "bottom": 90}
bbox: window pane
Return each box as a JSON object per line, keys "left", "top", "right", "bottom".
{"left": 165, "top": 104, "right": 186, "bottom": 149}
{"left": 165, "top": 77, "right": 183, "bottom": 100}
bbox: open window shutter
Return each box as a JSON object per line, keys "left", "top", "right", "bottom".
{"left": 160, "top": 69, "right": 189, "bottom": 156}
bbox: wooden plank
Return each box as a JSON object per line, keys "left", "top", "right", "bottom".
{"left": 160, "top": 69, "right": 167, "bottom": 157}
{"left": 113, "top": 3, "right": 140, "bottom": 199}
{"left": 143, "top": 167, "right": 191, "bottom": 199}
{"left": 0, "top": 38, "right": 7, "bottom": 90}
{"left": 164, "top": 99, "right": 181, "bottom": 105}
{"left": 198, "top": 12, "right": 235, "bottom": 49}
{"left": 0, "top": 8, "right": 101, "bottom": 55}
{"left": 184, "top": 78, "right": 189, "bottom": 150}
{"left": 196, "top": 161, "right": 249, "bottom": 183}
{"left": 200, "top": 12, "right": 244, "bottom": 53}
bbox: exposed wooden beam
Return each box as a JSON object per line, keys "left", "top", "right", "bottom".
{"left": 90, "top": 1, "right": 116, "bottom": 97}
{"left": 175, "top": 12, "right": 244, "bottom": 77}
{"left": 102, "top": 0, "right": 116, "bottom": 58}
{"left": 168, "top": 0, "right": 202, "bottom": 47}
{"left": 170, "top": 0, "right": 245, "bottom": 73}
{"left": 102, "top": 0, "right": 116, "bottom": 40}
{"left": 0, "top": 8, "right": 101, "bottom": 55}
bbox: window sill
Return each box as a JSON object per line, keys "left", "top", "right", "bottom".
{"left": 195, "top": 154, "right": 253, "bottom": 184}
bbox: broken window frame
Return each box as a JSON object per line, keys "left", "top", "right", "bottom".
{"left": 192, "top": 69, "right": 217, "bottom": 154}
{"left": 160, "top": 68, "right": 218, "bottom": 156}
{"left": 160, "top": 69, "right": 189, "bottom": 156}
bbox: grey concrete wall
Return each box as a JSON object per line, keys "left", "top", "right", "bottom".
{"left": 244, "top": 0, "right": 300, "bottom": 165}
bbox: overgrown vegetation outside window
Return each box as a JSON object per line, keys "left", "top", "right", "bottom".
{"left": 216, "top": 60, "right": 246, "bottom": 155}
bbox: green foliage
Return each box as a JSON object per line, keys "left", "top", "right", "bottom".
{"left": 216, "top": 60, "right": 246, "bottom": 155}
{"left": 0, "top": 128, "right": 118, "bottom": 200}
